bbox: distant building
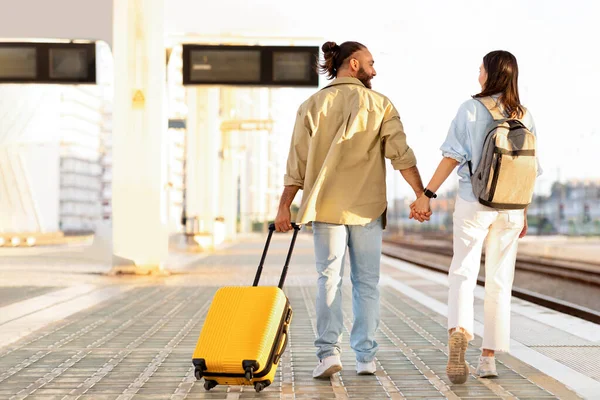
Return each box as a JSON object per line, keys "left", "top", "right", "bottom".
{"left": 389, "top": 181, "right": 600, "bottom": 236}
{"left": 529, "top": 180, "right": 600, "bottom": 235}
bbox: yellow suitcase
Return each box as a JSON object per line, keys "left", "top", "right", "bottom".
{"left": 192, "top": 223, "right": 300, "bottom": 392}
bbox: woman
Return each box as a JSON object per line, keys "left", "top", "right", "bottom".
{"left": 411, "top": 50, "right": 541, "bottom": 384}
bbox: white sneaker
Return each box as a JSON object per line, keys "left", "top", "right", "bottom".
{"left": 476, "top": 356, "right": 498, "bottom": 378}
{"left": 312, "top": 355, "right": 343, "bottom": 379}
{"left": 356, "top": 360, "right": 377, "bottom": 375}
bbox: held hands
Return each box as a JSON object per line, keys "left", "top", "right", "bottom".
{"left": 276, "top": 196, "right": 434, "bottom": 228}
{"left": 409, "top": 195, "right": 432, "bottom": 223}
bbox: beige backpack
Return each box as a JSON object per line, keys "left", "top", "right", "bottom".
{"left": 469, "top": 97, "right": 537, "bottom": 209}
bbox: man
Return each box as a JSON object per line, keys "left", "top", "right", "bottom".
{"left": 274, "top": 41, "right": 428, "bottom": 379}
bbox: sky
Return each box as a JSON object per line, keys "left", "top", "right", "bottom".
{"left": 167, "top": 0, "right": 600, "bottom": 197}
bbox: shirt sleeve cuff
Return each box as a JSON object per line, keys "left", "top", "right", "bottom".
{"left": 390, "top": 148, "right": 417, "bottom": 170}
{"left": 441, "top": 151, "right": 465, "bottom": 164}
{"left": 283, "top": 175, "right": 304, "bottom": 189}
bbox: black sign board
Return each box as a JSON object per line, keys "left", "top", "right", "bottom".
{"left": 0, "top": 42, "right": 96, "bottom": 84}
{"left": 183, "top": 45, "right": 319, "bottom": 87}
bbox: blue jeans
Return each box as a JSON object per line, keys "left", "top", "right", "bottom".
{"left": 312, "top": 217, "right": 382, "bottom": 362}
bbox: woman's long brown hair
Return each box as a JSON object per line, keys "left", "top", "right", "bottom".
{"left": 474, "top": 50, "right": 525, "bottom": 118}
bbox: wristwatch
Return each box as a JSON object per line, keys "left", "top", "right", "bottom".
{"left": 424, "top": 188, "right": 437, "bottom": 199}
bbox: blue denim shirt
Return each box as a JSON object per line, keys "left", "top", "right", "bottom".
{"left": 440, "top": 98, "right": 542, "bottom": 202}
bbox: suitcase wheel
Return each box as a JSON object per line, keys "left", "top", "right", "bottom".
{"left": 204, "top": 380, "right": 218, "bottom": 391}
{"left": 254, "top": 380, "right": 271, "bottom": 392}
{"left": 242, "top": 360, "right": 259, "bottom": 381}
{"left": 194, "top": 368, "right": 203, "bottom": 380}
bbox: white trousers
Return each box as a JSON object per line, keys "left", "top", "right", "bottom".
{"left": 447, "top": 196, "right": 525, "bottom": 352}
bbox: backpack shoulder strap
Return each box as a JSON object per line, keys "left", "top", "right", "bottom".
{"left": 475, "top": 96, "right": 506, "bottom": 121}
{"left": 468, "top": 96, "right": 505, "bottom": 176}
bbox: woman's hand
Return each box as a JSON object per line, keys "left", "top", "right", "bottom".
{"left": 519, "top": 209, "right": 528, "bottom": 238}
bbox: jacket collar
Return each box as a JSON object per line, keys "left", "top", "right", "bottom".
{"left": 322, "top": 77, "right": 365, "bottom": 90}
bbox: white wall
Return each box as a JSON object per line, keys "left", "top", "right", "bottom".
{"left": 0, "top": 86, "right": 62, "bottom": 232}
{"left": 0, "top": 86, "right": 62, "bottom": 145}
{"left": 21, "top": 143, "right": 61, "bottom": 232}
{"left": 0, "top": 144, "right": 60, "bottom": 233}
{"left": 0, "top": 82, "right": 110, "bottom": 233}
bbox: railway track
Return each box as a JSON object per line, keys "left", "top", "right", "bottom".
{"left": 382, "top": 240, "right": 600, "bottom": 324}
{"left": 384, "top": 239, "right": 600, "bottom": 286}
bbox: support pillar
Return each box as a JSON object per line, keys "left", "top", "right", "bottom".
{"left": 219, "top": 135, "right": 239, "bottom": 241}
{"left": 111, "top": 0, "right": 168, "bottom": 273}
{"left": 185, "top": 87, "right": 221, "bottom": 248}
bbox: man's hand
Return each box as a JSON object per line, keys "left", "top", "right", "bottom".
{"left": 275, "top": 207, "right": 293, "bottom": 232}
{"left": 409, "top": 209, "right": 432, "bottom": 223}
{"left": 274, "top": 185, "right": 301, "bottom": 232}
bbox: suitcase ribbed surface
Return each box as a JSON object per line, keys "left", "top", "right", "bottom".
{"left": 193, "top": 286, "right": 287, "bottom": 374}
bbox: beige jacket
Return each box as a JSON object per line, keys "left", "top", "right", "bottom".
{"left": 284, "top": 77, "right": 417, "bottom": 226}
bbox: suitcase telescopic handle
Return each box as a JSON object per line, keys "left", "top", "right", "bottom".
{"left": 252, "top": 223, "right": 301, "bottom": 288}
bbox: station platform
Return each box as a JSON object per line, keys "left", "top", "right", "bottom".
{"left": 0, "top": 232, "right": 599, "bottom": 399}
{"left": 517, "top": 236, "right": 600, "bottom": 266}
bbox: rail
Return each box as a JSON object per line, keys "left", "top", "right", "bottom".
{"left": 382, "top": 240, "right": 600, "bottom": 324}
